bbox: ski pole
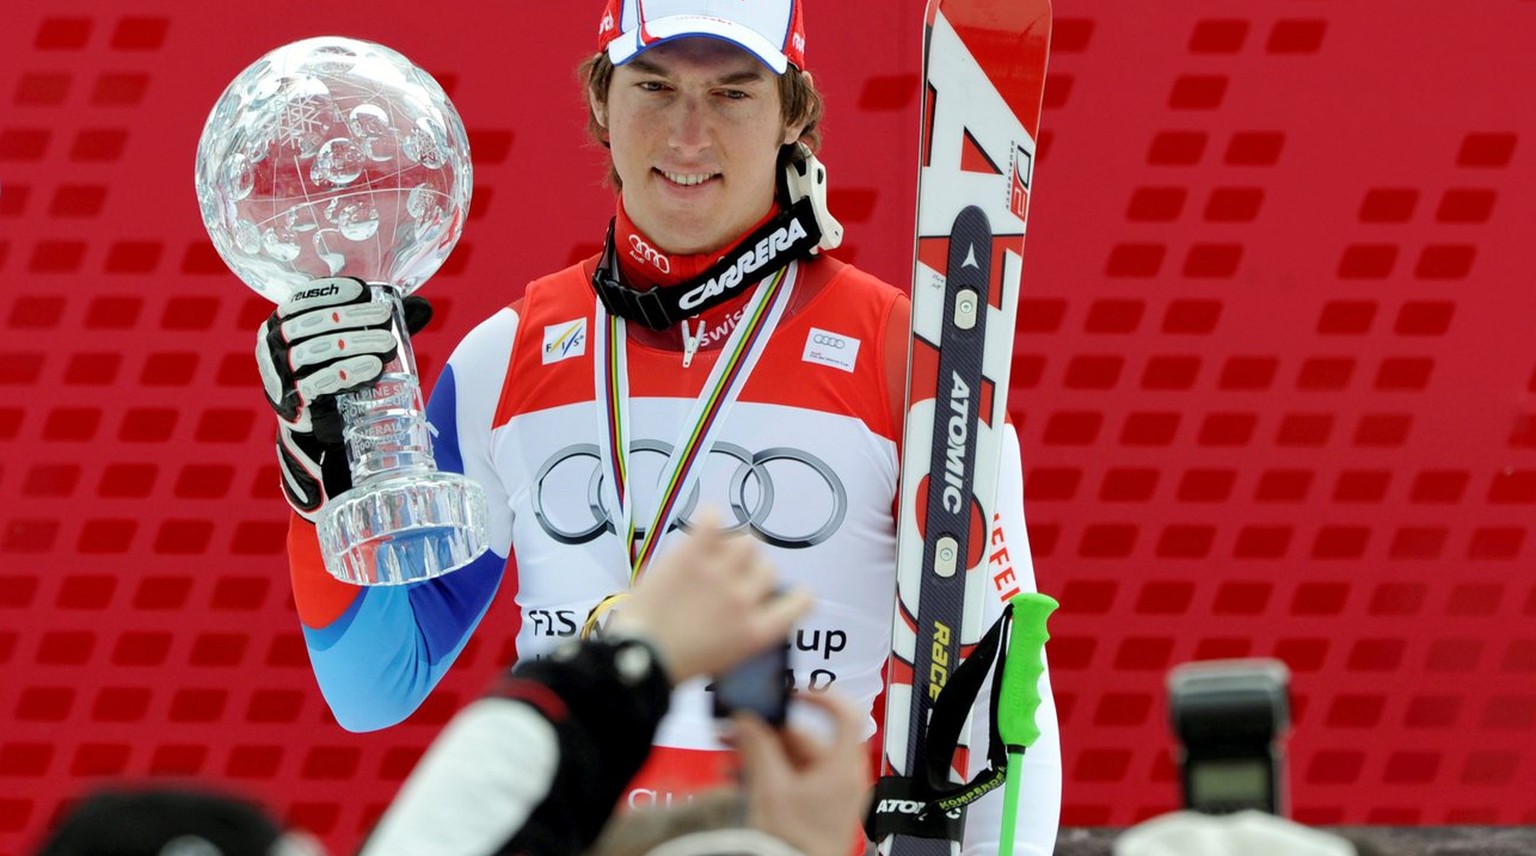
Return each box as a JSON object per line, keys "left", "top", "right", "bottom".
{"left": 997, "top": 592, "right": 1058, "bottom": 856}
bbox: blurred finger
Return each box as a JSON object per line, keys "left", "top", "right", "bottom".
{"left": 758, "top": 588, "right": 814, "bottom": 637}
{"left": 731, "top": 712, "right": 790, "bottom": 784}
{"left": 776, "top": 722, "right": 823, "bottom": 768}
{"left": 716, "top": 528, "right": 759, "bottom": 570}
{"left": 737, "top": 553, "right": 777, "bottom": 601}
{"left": 787, "top": 690, "right": 865, "bottom": 749}
{"left": 739, "top": 593, "right": 807, "bottom": 657}
{"left": 671, "top": 510, "right": 724, "bottom": 567}
{"left": 691, "top": 506, "right": 723, "bottom": 537}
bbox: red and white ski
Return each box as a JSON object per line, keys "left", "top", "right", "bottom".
{"left": 878, "top": 0, "right": 1052, "bottom": 853}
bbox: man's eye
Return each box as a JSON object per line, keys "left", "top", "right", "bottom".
{"left": 719, "top": 89, "right": 749, "bottom": 100}
{"left": 638, "top": 81, "right": 669, "bottom": 92}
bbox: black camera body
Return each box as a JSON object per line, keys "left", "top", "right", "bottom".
{"left": 712, "top": 641, "right": 791, "bottom": 726}
{"left": 1168, "top": 659, "right": 1291, "bottom": 816}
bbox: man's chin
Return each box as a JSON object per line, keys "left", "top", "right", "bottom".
{"left": 642, "top": 215, "right": 732, "bottom": 257}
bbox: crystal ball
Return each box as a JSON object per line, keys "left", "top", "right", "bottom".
{"left": 194, "top": 36, "right": 471, "bottom": 303}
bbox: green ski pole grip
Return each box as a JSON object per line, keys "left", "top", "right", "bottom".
{"left": 997, "top": 592, "right": 1059, "bottom": 749}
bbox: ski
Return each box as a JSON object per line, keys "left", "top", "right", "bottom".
{"left": 878, "top": 0, "right": 1052, "bottom": 853}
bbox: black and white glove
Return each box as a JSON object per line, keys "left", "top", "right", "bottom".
{"left": 255, "top": 276, "right": 432, "bottom": 521}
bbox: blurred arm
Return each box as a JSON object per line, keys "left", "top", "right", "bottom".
{"left": 358, "top": 638, "right": 672, "bottom": 856}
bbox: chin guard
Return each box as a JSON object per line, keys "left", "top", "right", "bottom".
{"left": 779, "top": 142, "right": 844, "bottom": 253}
{"left": 589, "top": 143, "right": 840, "bottom": 331}
{"left": 591, "top": 199, "right": 822, "bottom": 330}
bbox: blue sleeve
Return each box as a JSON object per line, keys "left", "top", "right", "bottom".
{"left": 300, "top": 308, "right": 521, "bottom": 732}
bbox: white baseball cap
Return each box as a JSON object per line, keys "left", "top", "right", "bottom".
{"left": 598, "top": 0, "right": 808, "bottom": 74}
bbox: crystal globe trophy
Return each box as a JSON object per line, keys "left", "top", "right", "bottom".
{"left": 194, "top": 36, "right": 489, "bottom": 585}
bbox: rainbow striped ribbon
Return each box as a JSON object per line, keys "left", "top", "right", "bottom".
{"left": 594, "top": 263, "right": 797, "bottom": 585}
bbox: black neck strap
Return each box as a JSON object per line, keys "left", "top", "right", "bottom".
{"left": 589, "top": 197, "right": 822, "bottom": 330}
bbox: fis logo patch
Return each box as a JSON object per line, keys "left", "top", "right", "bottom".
{"left": 542, "top": 319, "right": 587, "bottom": 365}
{"left": 802, "top": 327, "right": 859, "bottom": 373}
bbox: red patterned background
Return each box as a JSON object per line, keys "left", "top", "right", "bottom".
{"left": 2, "top": 1, "right": 1534, "bottom": 853}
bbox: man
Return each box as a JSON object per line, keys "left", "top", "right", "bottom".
{"left": 259, "top": 2, "right": 1061, "bottom": 853}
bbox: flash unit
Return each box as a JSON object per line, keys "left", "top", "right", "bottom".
{"left": 1167, "top": 658, "right": 1291, "bottom": 816}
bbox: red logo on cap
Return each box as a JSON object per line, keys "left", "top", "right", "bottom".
{"left": 598, "top": 0, "right": 809, "bottom": 68}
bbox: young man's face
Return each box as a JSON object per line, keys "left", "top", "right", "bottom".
{"left": 597, "top": 38, "right": 804, "bottom": 256}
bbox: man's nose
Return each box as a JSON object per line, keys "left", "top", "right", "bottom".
{"left": 667, "top": 97, "right": 710, "bottom": 154}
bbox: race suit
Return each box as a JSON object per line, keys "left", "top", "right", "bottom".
{"left": 287, "top": 206, "right": 1062, "bottom": 855}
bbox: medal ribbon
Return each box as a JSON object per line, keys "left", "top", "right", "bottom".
{"left": 594, "top": 263, "right": 797, "bottom": 585}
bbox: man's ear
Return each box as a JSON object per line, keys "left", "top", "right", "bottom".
{"left": 781, "top": 70, "right": 812, "bottom": 145}
{"left": 589, "top": 86, "right": 609, "bottom": 130}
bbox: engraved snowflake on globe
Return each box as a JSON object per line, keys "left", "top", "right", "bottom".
{"left": 277, "top": 96, "right": 328, "bottom": 152}
{"left": 194, "top": 36, "right": 472, "bottom": 303}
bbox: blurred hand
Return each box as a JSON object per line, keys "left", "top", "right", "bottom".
{"left": 606, "top": 509, "right": 812, "bottom": 684}
{"left": 732, "top": 692, "right": 870, "bottom": 856}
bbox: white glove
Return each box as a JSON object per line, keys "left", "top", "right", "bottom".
{"left": 254, "top": 276, "right": 429, "bottom": 520}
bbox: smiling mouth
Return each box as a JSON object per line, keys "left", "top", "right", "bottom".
{"left": 657, "top": 169, "right": 719, "bottom": 187}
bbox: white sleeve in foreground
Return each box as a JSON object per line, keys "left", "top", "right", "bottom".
{"left": 961, "top": 423, "right": 1062, "bottom": 856}
{"left": 359, "top": 699, "right": 558, "bottom": 856}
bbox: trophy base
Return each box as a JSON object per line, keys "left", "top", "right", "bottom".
{"left": 317, "top": 471, "right": 491, "bottom": 586}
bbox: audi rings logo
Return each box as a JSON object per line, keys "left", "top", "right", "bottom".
{"left": 811, "top": 333, "right": 846, "bottom": 349}
{"left": 628, "top": 234, "right": 672, "bottom": 274}
{"left": 532, "top": 441, "right": 848, "bottom": 549}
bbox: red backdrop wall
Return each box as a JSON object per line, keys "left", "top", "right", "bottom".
{"left": 3, "top": 1, "right": 1535, "bottom": 853}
